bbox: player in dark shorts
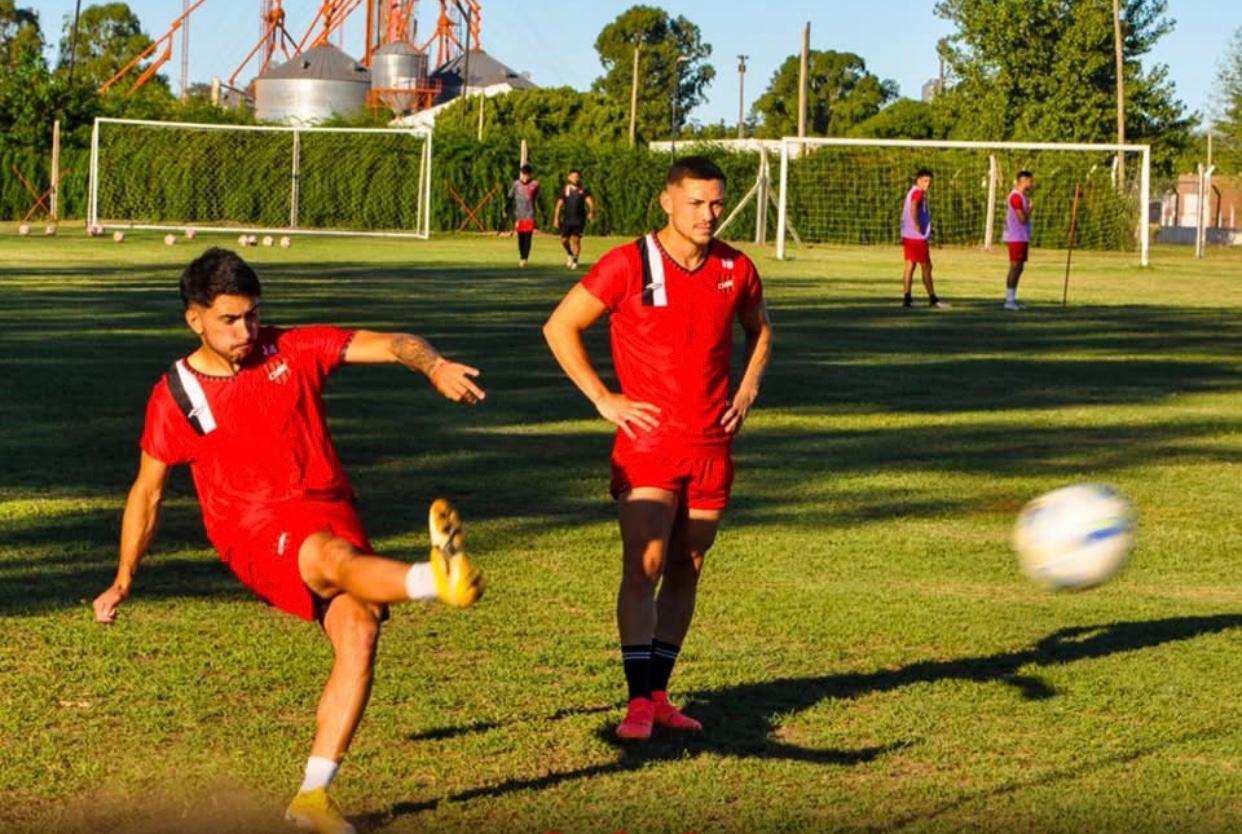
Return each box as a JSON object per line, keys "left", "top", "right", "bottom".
{"left": 553, "top": 168, "right": 596, "bottom": 270}
{"left": 92, "top": 248, "right": 485, "bottom": 834}
{"left": 543, "top": 157, "right": 773, "bottom": 740}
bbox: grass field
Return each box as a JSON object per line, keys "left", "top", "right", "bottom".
{"left": 0, "top": 226, "right": 1239, "bottom": 834}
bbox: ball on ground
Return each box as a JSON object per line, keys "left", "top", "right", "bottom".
{"left": 17, "top": 223, "right": 30, "bottom": 236}
{"left": 262, "top": 235, "right": 273, "bottom": 247}
{"left": 87, "top": 224, "right": 103, "bottom": 237}
{"left": 279, "top": 236, "right": 291, "bottom": 248}
{"left": 184, "top": 228, "right": 196, "bottom": 240}
{"left": 45, "top": 225, "right": 58, "bottom": 236}
{"left": 238, "top": 233, "right": 249, "bottom": 246}
{"left": 1013, "top": 483, "right": 1135, "bottom": 590}
{"left": 247, "top": 234, "right": 258, "bottom": 246}
{"left": 164, "top": 233, "right": 177, "bottom": 246}
{"left": 113, "top": 231, "right": 125, "bottom": 242}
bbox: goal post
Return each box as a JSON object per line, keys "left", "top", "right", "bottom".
{"left": 88, "top": 117, "right": 433, "bottom": 239}
{"left": 775, "top": 136, "right": 1151, "bottom": 266}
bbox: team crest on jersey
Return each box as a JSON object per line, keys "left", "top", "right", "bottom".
{"left": 265, "top": 358, "right": 290, "bottom": 384}
{"left": 717, "top": 257, "right": 735, "bottom": 292}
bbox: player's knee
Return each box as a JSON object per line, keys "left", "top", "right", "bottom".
{"left": 317, "top": 536, "right": 362, "bottom": 584}
{"left": 666, "top": 548, "right": 707, "bottom": 581}
{"left": 329, "top": 600, "right": 381, "bottom": 664}
{"left": 621, "top": 550, "right": 663, "bottom": 591}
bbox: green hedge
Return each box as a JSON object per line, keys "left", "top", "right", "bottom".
{"left": 5, "top": 127, "right": 1136, "bottom": 250}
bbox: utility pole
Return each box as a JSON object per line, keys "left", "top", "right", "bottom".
{"left": 736, "top": 54, "right": 748, "bottom": 139}
{"left": 180, "top": 0, "right": 190, "bottom": 101}
{"left": 671, "top": 55, "right": 690, "bottom": 156}
{"left": 628, "top": 42, "right": 641, "bottom": 147}
{"left": 1112, "top": 0, "right": 1126, "bottom": 188}
{"left": 797, "top": 22, "right": 810, "bottom": 138}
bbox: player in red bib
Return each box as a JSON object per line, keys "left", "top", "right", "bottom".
{"left": 543, "top": 157, "right": 773, "bottom": 741}
{"left": 91, "top": 248, "right": 485, "bottom": 834}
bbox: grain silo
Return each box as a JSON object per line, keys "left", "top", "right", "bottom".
{"left": 254, "top": 44, "right": 370, "bottom": 124}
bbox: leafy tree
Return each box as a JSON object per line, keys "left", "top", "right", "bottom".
{"left": 752, "top": 50, "right": 896, "bottom": 138}
{"left": 434, "top": 87, "right": 630, "bottom": 143}
{"left": 933, "top": 0, "right": 1194, "bottom": 173}
{"left": 57, "top": 2, "right": 160, "bottom": 91}
{"left": 592, "top": 5, "right": 714, "bottom": 142}
{"left": 0, "top": 0, "right": 41, "bottom": 66}
{"left": 1213, "top": 27, "right": 1242, "bottom": 173}
{"left": 848, "top": 98, "right": 950, "bottom": 140}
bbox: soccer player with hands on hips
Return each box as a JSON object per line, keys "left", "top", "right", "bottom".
{"left": 901, "top": 168, "right": 948, "bottom": 308}
{"left": 1003, "top": 170, "right": 1035, "bottom": 310}
{"left": 92, "top": 248, "right": 485, "bottom": 834}
{"left": 543, "top": 156, "right": 773, "bottom": 741}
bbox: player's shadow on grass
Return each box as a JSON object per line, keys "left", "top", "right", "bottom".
{"left": 361, "top": 613, "right": 1242, "bottom": 830}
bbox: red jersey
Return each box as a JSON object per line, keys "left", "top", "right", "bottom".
{"left": 140, "top": 325, "right": 356, "bottom": 556}
{"left": 580, "top": 234, "right": 764, "bottom": 456}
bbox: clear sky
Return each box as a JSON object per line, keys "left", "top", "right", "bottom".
{"left": 36, "top": 0, "right": 1241, "bottom": 128}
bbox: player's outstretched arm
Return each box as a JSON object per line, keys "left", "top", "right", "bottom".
{"left": 344, "top": 330, "right": 485, "bottom": 405}
{"left": 542, "top": 285, "right": 660, "bottom": 439}
{"left": 93, "top": 451, "right": 170, "bottom": 624}
{"left": 721, "top": 302, "right": 773, "bottom": 435}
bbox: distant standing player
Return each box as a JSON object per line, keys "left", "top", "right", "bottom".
{"left": 92, "top": 248, "right": 485, "bottom": 834}
{"left": 543, "top": 157, "right": 773, "bottom": 740}
{"left": 901, "top": 168, "right": 948, "bottom": 308}
{"left": 508, "top": 164, "right": 540, "bottom": 267}
{"left": 1002, "top": 170, "right": 1034, "bottom": 310}
{"left": 553, "top": 168, "right": 596, "bottom": 269}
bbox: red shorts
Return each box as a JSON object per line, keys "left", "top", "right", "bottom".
{"left": 515, "top": 218, "right": 535, "bottom": 233}
{"left": 610, "top": 450, "right": 735, "bottom": 511}
{"left": 221, "top": 500, "right": 373, "bottom": 622}
{"left": 1007, "top": 242, "right": 1029, "bottom": 263}
{"left": 902, "top": 238, "right": 931, "bottom": 265}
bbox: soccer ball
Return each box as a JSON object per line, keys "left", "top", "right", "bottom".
{"left": 17, "top": 223, "right": 30, "bottom": 236}
{"left": 45, "top": 224, "right": 58, "bottom": 236}
{"left": 237, "top": 233, "right": 248, "bottom": 246}
{"left": 262, "top": 235, "right": 273, "bottom": 247}
{"left": 113, "top": 230, "right": 125, "bottom": 243}
{"left": 184, "top": 227, "right": 196, "bottom": 240}
{"left": 247, "top": 234, "right": 258, "bottom": 246}
{"left": 1013, "top": 483, "right": 1135, "bottom": 590}
{"left": 163, "top": 233, "right": 177, "bottom": 246}
{"left": 87, "top": 224, "right": 103, "bottom": 237}
{"left": 279, "top": 235, "right": 291, "bottom": 248}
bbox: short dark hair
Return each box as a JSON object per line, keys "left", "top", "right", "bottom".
{"left": 179, "top": 247, "right": 261, "bottom": 309}
{"left": 568, "top": 168, "right": 581, "bottom": 176}
{"left": 1016, "top": 170, "right": 1034, "bottom": 180}
{"left": 519, "top": 163, "right": 533, "bottom": 175}
{"left": 666, "top": 156, "right": 726, "bottom": 187}
{"left": 915, "top": 168, "right": 933, "bottom": 179}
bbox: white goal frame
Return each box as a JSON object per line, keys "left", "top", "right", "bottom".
{"left": 88, "top": 117, "right": 433, "bottom": 239}
{"left": 775, "top": 136, "right": 1151, "bottom": 266}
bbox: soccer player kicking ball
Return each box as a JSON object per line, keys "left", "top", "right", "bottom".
{"left": 92, "top": 248, "right": 485, "bottom": 834}
{"left": 1003, "top": 170, "right": 1034, "bottom": 310}
{"left": 901, "top": 168, "right": 948, "bottom": 308}
{"left": 543, "top": 157, "right": 773, "bottom": 740}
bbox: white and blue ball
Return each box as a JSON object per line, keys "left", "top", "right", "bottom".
{"left": 1013, "top": 483, "right": 1135, "bottom": 590}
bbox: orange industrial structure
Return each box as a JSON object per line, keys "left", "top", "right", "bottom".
{"left": 97, "top": 0, "right": 483, "bottom": 116}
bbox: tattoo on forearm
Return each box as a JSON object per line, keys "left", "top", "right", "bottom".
{"left": 392, "top": 334, "right": 440, "bottom": 376}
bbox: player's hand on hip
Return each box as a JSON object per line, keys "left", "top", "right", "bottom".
{"left": 721, "top": 386, "right": 758, "bottom": 435}
{"left": 93, "top": 583, "right": 128, "bottom": 624}
{"left": 594, "top": 393, "right": 660, "bottom": 440}
{"left": 430, "top": 360, "right": 486, "bottom": 405}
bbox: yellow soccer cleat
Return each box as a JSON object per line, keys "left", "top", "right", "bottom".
{"left": 285, "top": 787, "right": 356, "bottom": 834}
{"left": 428, "top": 499, "right": 484, "bottom": 607}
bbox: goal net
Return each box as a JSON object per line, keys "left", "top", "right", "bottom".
{"left": 88, "top": 118, "right": 432, "bottom": 238}
{"left": 775, "top": 137, "right": 1151, "bottom": 265}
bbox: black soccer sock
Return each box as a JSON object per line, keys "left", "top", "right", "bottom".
{"left": 650, "top": 639, "right": 681, "bottom": 693}
{"left": 518, "top": 231, "right": 533, "bottom": 260}
{"left": 620, "top": 644, "right": 652, "bottom": 700}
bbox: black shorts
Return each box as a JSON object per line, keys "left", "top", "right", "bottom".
{"left": 560, "top": 221, "right": 586, "bottom": 238}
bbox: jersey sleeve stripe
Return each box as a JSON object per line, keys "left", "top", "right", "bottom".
{"left": 168, "top": 360, "right": 218, "bottom": 435}
{"left": 641, "top": 234, "right": 668, "bottom": 308}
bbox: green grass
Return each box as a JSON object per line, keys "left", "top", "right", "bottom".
{"left": 0, "top": 225, "right": 1239, "bottom": 833}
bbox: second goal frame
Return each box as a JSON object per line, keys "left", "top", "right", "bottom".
{"left": 775, "top": 136, "right": 1151, "bottom": 266}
